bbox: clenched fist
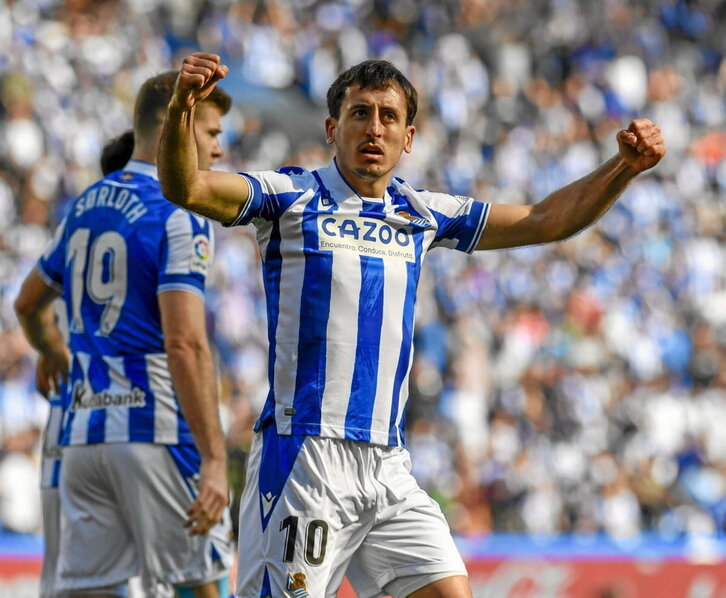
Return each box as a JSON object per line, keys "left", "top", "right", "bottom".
{"left": 616, "top": 118, "right": 666, "bottom": 173}
{"left": 171, "top": 52, "right": 229, "bottom": 111}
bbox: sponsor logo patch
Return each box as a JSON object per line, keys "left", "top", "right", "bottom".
{"left": 317, "top": 214, "right": 416, "bottom": 262}
{"left": 191, "top": 234, "right": 211, "bottom": 275}
{"left": 71, "top": 381, "right": 147, "bottom": 410}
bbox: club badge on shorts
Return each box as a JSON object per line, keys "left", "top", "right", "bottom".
{"left": 286, "top": 571, "right": 309, "bottom": 598}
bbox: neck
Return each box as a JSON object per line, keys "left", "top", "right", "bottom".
{"left": 351, "top": 178, "right": 389, "bottom": 198}
{"left": 130, "top": 146, "right": 157, "bottom": 165}
{"left": 336, "top": 161, "right": 391, "bottom": 198}
{"left": 131, "top": 130, "right": 161, "bottom": 165}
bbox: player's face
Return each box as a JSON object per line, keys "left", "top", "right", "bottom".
{"left": 325, "top": 82, "right": 415, "bottom": 197}
{"left": 194, "top": 104, "right": 224, "bottom": 170}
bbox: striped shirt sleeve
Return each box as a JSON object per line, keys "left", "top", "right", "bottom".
{"left": 37, "top": 215, "right": 68, "bottom": 292}
{"left": 425, "top": 192, "right": 490, "bottom": 253}
{"left": 157, "top": 210, "right": 213, "bottom": 298}
{"left": 227, "top": 168, "right": 313, "bottom": 226}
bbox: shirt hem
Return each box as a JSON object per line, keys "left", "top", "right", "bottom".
{"left": 271, "top": 421, "right": 403, "bottom": 447}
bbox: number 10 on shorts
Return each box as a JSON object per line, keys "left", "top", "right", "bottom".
{"left": 280, "top": 516, "right": 329, "bottom": 566}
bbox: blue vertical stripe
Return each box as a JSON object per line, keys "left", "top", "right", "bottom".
{"left": 253, "top": 222, "right": 283, "bottom": 432}
{"left": 126, "top": 355, "right": 153, "bottom": 442}
{"left": 344, "top": 256, "right": 385, "bottom": 441}
{"left": 51, "top": 460, "right": 62, "bottom": 487}
{"left": 291, "top": 190, "right": 333, "bottom": 436}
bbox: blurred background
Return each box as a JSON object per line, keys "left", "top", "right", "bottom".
{"left": 1, "top": 0, "right": 725, "bottom": 596}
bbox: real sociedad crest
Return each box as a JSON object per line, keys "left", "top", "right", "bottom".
{"left": 287, "top": 572, "right": 310, "bottom": 597}
{"left": 395, "top": 210, "right": 431, "bottom": 228}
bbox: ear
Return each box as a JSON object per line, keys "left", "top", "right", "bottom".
{"left": 403, "top": 125, "right": 416, "bottom": 154}
{"left": 324, "top": 117, "right": 336, "bottom": 144}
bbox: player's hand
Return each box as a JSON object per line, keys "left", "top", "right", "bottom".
{"left": 171, "top": 53, "right": 229, "bottom": 111}
{"left": 184, "top": 456, "right": 229, "bottom": 535}
{"left": 36, "top": 346, "right": 70, "bottom": 398}
{"left": 616, "top": 119, "right": 666, "bottom": 173}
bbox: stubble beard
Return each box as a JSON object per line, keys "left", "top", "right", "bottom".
{"left": 352, "top": 162, "right": 389, "bottom": 181}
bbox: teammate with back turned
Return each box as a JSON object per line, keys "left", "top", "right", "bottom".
{"left": 15, "top": 71, "right": 235, "bottom": 598}
{"left": 26, "top": 134, "right": 175, "bottom": 598}
{"left": 158, "top": 52, "right": 665, "bottom": 598}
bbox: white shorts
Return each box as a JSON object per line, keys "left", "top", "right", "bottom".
{"left": 235, "top": 427, "right": 467, "bottom": 598}
{"left": 58, "top": 443, "right": 234, "bottom": 595}
{"left": 40, "top": 487, "right": 65, "bottom": 598}
{"left": 42, "top": 475, "right": 168, "bottom": 598}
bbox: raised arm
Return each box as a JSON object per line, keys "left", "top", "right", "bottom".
{"left": 159, "top": 289, "right": 228, "bottom": 535}
{"left": 477, "top": 119, "right": 666, "bottom": 250}
{"left": 158, "top": 52, "right": 250, "bottom": 224}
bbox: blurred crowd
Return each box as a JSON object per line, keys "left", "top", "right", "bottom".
{"left": 1, "top": 0, "right": 725, "bottom": 548}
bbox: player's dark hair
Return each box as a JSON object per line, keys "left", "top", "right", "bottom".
{"left": 326, "top": 60, "right": 418, "bottom": 126}
{"left": 100, "top": 130, "right": 134, "bottom": 174}
{"left": 133, "top": 71, "right": 232, "bottom": 136}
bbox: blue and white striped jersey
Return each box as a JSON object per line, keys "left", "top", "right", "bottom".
{"left": 37, "top": 160, "right": 214, "bottom": 446}
{"left": 231, "top": 159, "right": 490, "bottom": 447}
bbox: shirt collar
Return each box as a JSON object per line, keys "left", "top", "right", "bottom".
{"left": 124, "top": 160, "right": 158, "bottom": 180}
{"left": 315, "top": 158, "right": 390, "bottom": 204}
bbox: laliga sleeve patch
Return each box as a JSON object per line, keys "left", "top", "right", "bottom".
{"left": 190, "top": 234, "right": 212, "bottom": 275}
